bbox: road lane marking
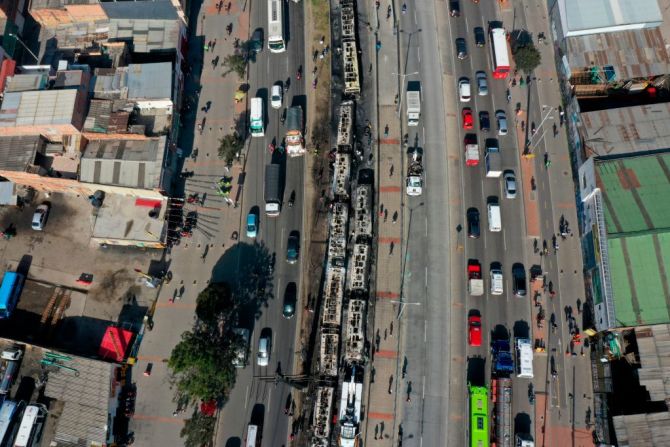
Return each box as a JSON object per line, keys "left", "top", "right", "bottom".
{"left": 378, "top": 237, "right": 401, "bottom": 244}
{"left": 377, "top": 291, "right": 401, "bottom": 299}
{"left": 380, "top": 186, "right": 402, "bottom": 192}
{"left": 244, "top": 385, "right": 250, "bottom": 409}
{"left": 375, "top": 350, "right": 398, "bottom": 358}
{"left": 368, "top": 412, "right": 394, "bottom": 420}
{"left": 424, "top": 320, "right": 427, "bottom": 342}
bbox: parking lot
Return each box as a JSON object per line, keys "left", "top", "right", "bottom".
{"left": 0, "top": 191, "right": 161, "bottom": 356}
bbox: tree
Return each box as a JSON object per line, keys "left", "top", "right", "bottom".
{"left": 512, "top": 45, "right": 541, "bottom": 74}
{"left": 222, "top": 54, "right": 247, "bottom": 78}
{"left": 195, "top": 283, "right": 236, "bottom": 329}
{"left": 218, "top": 134, "right": 244, "bottom": 163}
{"left": 180, "top": 410, "right": 216, "bottom": 447}
{"left": 168, "top": 328, "right": 239, "bottom": 401}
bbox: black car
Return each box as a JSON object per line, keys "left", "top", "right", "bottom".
{"left": 467, "top": 208, "right": 480, "bottom": 239}
{"left": 449, "top": 0, "right": 460, "bottom": 17}
{"left": 282, "top": 282, "right": 297, "bottom": 318}
{"left": 456, "top": 38, "right": 468, "bottom": 60}
{"left": 512, "top": 263, "right": 527, "bottom": 297}
{"left": 479, "top": 111, "right": 490, "bottom": 132}
{"left": 250, "top": 28, "right": 264, "bottom": 53}
{"left": 286, "top": 231, "right": 300, "bottom": 264}
{"left": 474, "top": 27, "right": 485, "bottom": 47}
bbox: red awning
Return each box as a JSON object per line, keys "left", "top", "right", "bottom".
{"left": 135, "top": 198, "right": 162, "bottom": 208}
{"left": 98, "top": 326, "right": 134, "bottom": 362}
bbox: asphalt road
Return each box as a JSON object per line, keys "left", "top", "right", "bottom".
{"left": 215, "top": 1, "right": 306, "bottom": 445}
{"left": 398, "top": 1, "right": 535, "bottom": 446}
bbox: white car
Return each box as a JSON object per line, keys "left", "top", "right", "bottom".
{"left": 32, "top": 203, "right": 50, "bottom": 231}
{"left": 503, "top": 170, "right": 517, "bottom": 199}
{"left": 257, "top": 333, "right": 271, "bottom": 366}
{"left": 458, "top": 78, "right": 471, "bottom": 102}
{"left": 271, "top": 85, "right": 283, "bottom": 109}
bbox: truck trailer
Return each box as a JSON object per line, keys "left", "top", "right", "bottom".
{"left": 406, "top": 149, "right": 423, "bottom": 196}
{"left": 467, "top": 260, "right": 484, "bottom": 296}
{"left": 264, "top": 164, "right": 281, "bottom": 216}
{"left": 285, "top": 106, "right": 305, "bottom": 157}
{"left": 406, "top": 90, "right": 421, "bottom": 126}
{"left": 485, "top": 143, "right": 502, "bottom": 178}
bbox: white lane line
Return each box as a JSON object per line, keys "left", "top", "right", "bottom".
{"left": 244, "top": 385, "right": 250, "bottom": 409}
{"left": 425, "top": 266, "right": 428, "bottom": 287}
{"left": 425, "top": 217, "right": 428, "bottom": 237}
{"left": 424, "top": 320, "right": 427, "bottom": 342}
{"left": 422, "top": 376, "right": 426, "bottom": 398}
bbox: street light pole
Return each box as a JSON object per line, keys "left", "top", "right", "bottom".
{"left": 8, "top": 33, "right": 39, "bottom": 64}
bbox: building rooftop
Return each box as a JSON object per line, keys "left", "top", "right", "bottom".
{"left": 126, "top": 63, "right": 172, "bottom": 100}
{"left": 5, "top": 73, "right": 48, "bottom": 92}
{"left": 0, "top": 134, "right": 45, "bottom": 171}
{"left": 581, "top": 103, "right": 670, "bottom": 156}
{"left": 91, "top": 192, "right": 167, "bottom": 245}
{"left": 29, "top": 3, "right": 107, "bottom": 28}
{"left": 0, "top": 90, "right": 80, "bottom": 127}
{"left": 84, "top": 99, "right": 132, "bottom": 133}
{"left": 560, "top": 0, "right": 662, "bottom": 37}
{"left": 596, "top": 154, "right": 670, "bottom": 326}
{"left": 80, "top": 135, "right": 166, "bottom": 189}
{"left": 103, "top": 1, "right": 181, "bottom": 53}
{"left": 566, "top": 27, "right": 670, "bottom": 80}
{"left": 613, "top": 412, "right": 670, "bottom": 447}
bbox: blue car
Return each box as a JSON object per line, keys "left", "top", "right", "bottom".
{"left": 246, "top": 212, "right": 258, "bottom": 238}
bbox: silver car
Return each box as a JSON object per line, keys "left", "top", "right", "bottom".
{"left": 503, "top": 170, "right": 517, "bottom": 199}
{"left": 476, "top": 71, "right": 488, "bottom": 96}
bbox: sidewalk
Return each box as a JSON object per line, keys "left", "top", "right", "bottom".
{"left": 130, "top": 0, "right": 248, "bottom": 445}
{"left": 364, "top": 1, "right": 406, "bottom": 445}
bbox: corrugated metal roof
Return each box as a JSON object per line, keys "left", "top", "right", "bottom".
{"left": 80, "top": 136, "right": 166, "bottom": 189}
{"left": 0, "top": 90, "right": 78, "bottom": 127}
{"left": 0, "top": 134, "right": 45, "bottom": 171}
{"left": 126, "top": 63, "right": 172, "bottom": 99}
{"left": 636, "top": 325, "right": 670, "bottom": 401}
{"left": 581, "top": 103, "right": 670, "bottom": 157}
{"left": 563, "top": 0, "right": 662, "bottom": 34}
{"left": 101, "top": 0, "right": 178, "bottom": 20}
{"left": 4, "top": 73, "right": 48, "bottom": 92}
{"left": 44, "top": 354, "right": 114, "bottom": 446}
{"left": 92, "top": 68, "right": 128, "bottom": 99}
{"left": 107, "top": 17, "right": 181, "bottom": 52}
{"left": 567, "top": 27, "right": 670, "bottom": 79}
{"left": 84, "top": 99, "right": 131, "bottom": 133}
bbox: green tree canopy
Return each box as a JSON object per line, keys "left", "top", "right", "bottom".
{"left": 222, "top": 54, "right": 246, "bottom": 78}
{"left": 513, "top": 45, "right": 542, "bottom": 74}
{"left": 180, "top": 410, "right": 216, "bottom": 447}
{"left": 195, "top": 282, "right": 236, "bottom": 328}
{"left": 218, "top": 134, "right": 244, "bottom": 163}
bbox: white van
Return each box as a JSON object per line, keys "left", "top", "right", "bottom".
{"left": 249, "top": 97, "right": 264, "bottom": 137}
{"left": 488, "top": 202, "right": 501, "bottom": 232}
{"left": 490, "top": 269, "right": 503, "bottom": 295}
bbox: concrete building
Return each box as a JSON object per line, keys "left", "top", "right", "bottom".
{"left": 590, "top": 325, "right": 670, "bottom": 446}
{"left": 579, "top": 152, "right": 670, "bottom": 331}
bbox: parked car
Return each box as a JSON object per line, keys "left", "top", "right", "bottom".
{"left": 246, "top": 212, "right": 258, "bottom": 238}
{"left": 479, "top": 111, "right": 490, "bottom": 132}
{"left": 286, "top": 231, "right": 300, "bottom": 264}
{"left": 475, "top": 71, "right": 488, "bottom": 96}
{"left": 271, "top": 84, "right": 283, "bottom": 109}
{"left": 512, "top": 263, "right": 527, "bottom": 297}
{"left": 282, "top": 282, "right": 297, "bottom": 318}
{"left": 250, "top": 28, "right": 264, "bottom": 53}
{"left": 467, "top": 207, "right": 480, "bottom": 239}
{"left": 503, "top": 170, "right": 517, "bottom": 199}
{"left": 458, "top": 77, "right": 471, "bottom": 102}
{"left": 468, "top": 315, "right": 482, "bottom": 347}
{"left": 462, "top": 108, "right": 473, "bottom": 130}
{"left": 474, "top": 27, "right": 485, "bottom": 47}
{"left": 456, "top": 38, "right": 468, "bottom": 60}
{"left": 32, "top": 203, "right": 50, "bottom": 231}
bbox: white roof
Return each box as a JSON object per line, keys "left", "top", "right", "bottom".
{"left": 517, "top": 338, "right": 534, "bottom": 378}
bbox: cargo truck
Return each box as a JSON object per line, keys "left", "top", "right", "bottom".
{"left": 485, "top": 140, "right": 502, "bottom": 178}
{"left": 264, "top": 164, "right": 281, "bottom": 216}
{"left": 406, "top": 149, "right": 423, "bottom": 196}
{"left": 492, "top": 339, "right": 514, "bottom": 376}
{"left": 406, "top": 90, "right": 421, "bottom": 126}
{"left": 492, "top": 378, "right": 513, "bottom": 447}
{"left": 285, "top": 106, "right": 305, "bottom": 157}
{"left": 467, "top": 260, "right": 484, "bottom": 296}
{"left": 465, "top": 135, "right": 479, "bottom": 167}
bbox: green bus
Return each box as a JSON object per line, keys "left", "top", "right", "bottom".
{"left": 469, "top": 384, "right": 489, "bottom": 447}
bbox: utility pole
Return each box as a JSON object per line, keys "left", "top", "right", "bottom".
{"left": 8, "top": 33, "right": 39, "bottom": 64}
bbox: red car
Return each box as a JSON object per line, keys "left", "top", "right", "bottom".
{"left": 468, "top": 315, "right": 482, "bottom": 347}
{"left": 462, "top": 108, "right": 473, "bottom": 130}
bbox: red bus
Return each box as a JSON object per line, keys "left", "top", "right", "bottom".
{"left": 489, "top": 27, "right": 510, "bottom": 79}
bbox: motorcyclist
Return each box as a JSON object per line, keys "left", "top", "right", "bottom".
{"left": 288, "top": 190, "right": 296, "bottom": 207}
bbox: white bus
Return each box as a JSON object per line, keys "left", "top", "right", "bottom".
{"left": 250, "top": 98, "right": 265, "bottom": 137}
{"left": 267, "top": 0, "right": 286, "bottom": 53}
{"left": 0, "top": 400, "right": 23, "bottom": 445}
{"left": 516, "top": 338, "right": 534, "bottom": 379}
{"left": 13, "top": 404, "right": 46, "bottom": 447}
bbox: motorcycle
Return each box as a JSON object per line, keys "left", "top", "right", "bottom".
{"left": 288, "top": 190, "right": 296, "bottom": 207}
{"left": 297, "top": 67, "right": 302, "bottom": 81}
{"left": 280, "top": 108, "right": 286, "bottom": 124}
{"left": 506, "top": 89, "right": 511, "bottom": 103}
{"left": 528, "top": 383, "right": 535, "bottom": 404}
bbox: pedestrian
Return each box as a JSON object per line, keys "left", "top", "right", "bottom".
{"left": 388, "top": 375, "right": 394, "bottom": 394}
{"left": 384, "top": 328, "right": 387, "bottom": 340}
{"left": 384, "top": 209, "right": 388, "bottom": 222}
{"left": 384, "top": 124, "right": 389, "bottom": 137}
{"left": 389, "top": 164, "right": 394, "bottom": 176}
{"left": 390, "top": 321, "right": 393, "bottom": 335}
{"left": 211, "top": 39, "right": 217, "bottom": 50}
{"left": 389, "top": 241, "right": 395, "bottom": 255}
{"left": 406, "top": 381, "right": 412, "bottom": 402}
{"left": 392, "top": 211, "right": 398, "bottom": 223}
{"left": 380, "top": 421, "right": 385, "bottom": 437}
{"left": 374, "top": 424, "right": 379, "bottom": 440}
